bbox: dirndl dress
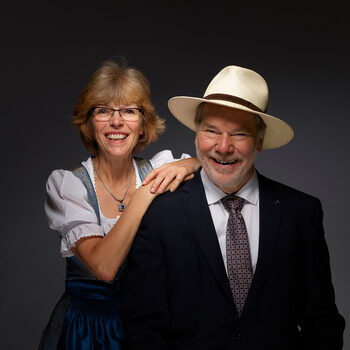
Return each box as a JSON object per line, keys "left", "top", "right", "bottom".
{"left": 38, "top": 157, "right": 152, "bottom": 350}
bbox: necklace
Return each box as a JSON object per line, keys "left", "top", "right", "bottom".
{"left": 93, "top": 158, "right": 132, "bottom": 212}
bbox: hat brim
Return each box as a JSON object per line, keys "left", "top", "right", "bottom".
{"left": 168, "top": 96, "right": 294, "bottom": 150}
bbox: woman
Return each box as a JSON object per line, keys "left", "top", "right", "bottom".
{"left": 39, "top": 60, "right": 199, "bottom": 349}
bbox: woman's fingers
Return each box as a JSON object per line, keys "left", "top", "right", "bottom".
{"left": 160, "top": 169, "right": 191, "bottom": 193}
{"left": 142, "top": 169, "right": 159, "bottom": 185}
{"left": 142, "top": 158, "right": 199, "bottom": 194}
{"left": 183, "top": 174, "right": 194, "bottom": 182}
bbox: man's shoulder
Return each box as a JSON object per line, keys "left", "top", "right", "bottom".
{"left": 146, "top": 172, "right": 203, "bottom": 215}
{"left": 258, "top": 172, "right": 321, "bottom": 205}
{"left": 154, "top": 176, "right": 197, "bottom": 203}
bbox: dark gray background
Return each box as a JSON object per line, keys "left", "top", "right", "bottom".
{"left": 1, "top": 1, "right": 349, "bottom": 348}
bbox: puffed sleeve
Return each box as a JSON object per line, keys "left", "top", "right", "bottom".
{"left": 148, "top": 150, "right": 191, "bottom": 169}
{"left": 45, "top": 169, "right": 105, "bottom": 258}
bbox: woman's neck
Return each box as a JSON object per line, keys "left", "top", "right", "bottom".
{"left": 93, "top": 152, "right": 133, "bottom": 183}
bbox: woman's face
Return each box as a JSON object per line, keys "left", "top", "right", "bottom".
{"left": 92, "top": 100, "right": 144, "bottom": 160}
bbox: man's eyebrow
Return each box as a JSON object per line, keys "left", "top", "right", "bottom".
{"left": 201, "top": 122, "right": 249, "bottom": 133}
{"left": 201, "top": 122, "right": 218, "bottom": 129}
{"left": 231, "top": 128, "right": 248, "bottom": 133}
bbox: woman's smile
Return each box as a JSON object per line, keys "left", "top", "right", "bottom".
{"left": 104, "top": 131, "right": 128, "bottom": 141}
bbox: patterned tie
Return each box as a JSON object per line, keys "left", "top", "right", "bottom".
{"left": 221, "top": 194, "right": 253, "bottom": 316}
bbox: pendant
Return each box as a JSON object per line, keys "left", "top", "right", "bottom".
{"left": 118, "top": 202, "right": 126, "bottom": 212}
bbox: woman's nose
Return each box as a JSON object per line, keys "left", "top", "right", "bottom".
{"left": 109, "top": 111, "right": 124, "bottom": 126}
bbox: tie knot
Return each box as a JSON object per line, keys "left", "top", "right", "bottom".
{"left": 221, "top": 194, "right": 245, "bottom": 212}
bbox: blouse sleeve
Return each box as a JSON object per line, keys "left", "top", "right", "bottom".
{"left": 148, "top": 150, "right": 191, "bottom": 169}
{"left": 45, "top": 169, "right": 104, "bottom": 258}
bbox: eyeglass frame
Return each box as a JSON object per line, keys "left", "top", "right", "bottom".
{"left": 90, "top": 106, "right": 144, "bottom": 122}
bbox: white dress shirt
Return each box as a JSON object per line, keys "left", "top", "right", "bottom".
{"left": 200, "top": 168, "right": 260, "bottom": 273}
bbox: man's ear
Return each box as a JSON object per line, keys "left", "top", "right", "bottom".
{"left": 256, "top": 131, "right": 265, "bottom": 152}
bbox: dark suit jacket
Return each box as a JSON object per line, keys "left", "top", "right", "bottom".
{"left": 122, "top": 170, "right": 345, "bottom": 350}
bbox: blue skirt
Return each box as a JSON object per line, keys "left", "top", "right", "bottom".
{"left": 38, "top": 280, "right": 124, "bottom": 350}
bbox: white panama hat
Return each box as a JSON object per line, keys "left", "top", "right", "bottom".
{"left": 168, "top": 65, "right": 294, "bottom": 149}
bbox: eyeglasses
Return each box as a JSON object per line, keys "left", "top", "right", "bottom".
{"left": 91, "top": 106, "right": 143, "bottom": 122}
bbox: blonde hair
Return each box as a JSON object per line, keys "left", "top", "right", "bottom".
{"left": 73, "top": 60, "right": 165, "bottom": 154}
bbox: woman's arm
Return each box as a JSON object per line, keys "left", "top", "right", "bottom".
{"left": 73, "top": 158, "right": 200, "bottom": 280}
{"left": 52, "top": 158, "right": 199, "bottom": 281}
{"left": 73, "top": 182, "right": 156, "bottom": 281}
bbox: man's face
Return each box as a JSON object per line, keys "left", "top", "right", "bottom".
{"left": 195, "top": 103, "right": 264, "bottom": 193}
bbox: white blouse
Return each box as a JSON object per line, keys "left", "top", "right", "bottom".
{"left": 45, "top": 150, "right": 190, "bottom": 258}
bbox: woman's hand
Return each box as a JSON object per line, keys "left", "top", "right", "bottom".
{"left": 142, "top": 158, "right": 200, "bottom": 194}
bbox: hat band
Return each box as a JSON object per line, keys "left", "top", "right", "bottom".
{"left": 204, "top": 94, "right": 265, "bottom": 113}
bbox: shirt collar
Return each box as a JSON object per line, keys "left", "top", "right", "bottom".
{"left": 200, "top": 168, "right": 259, "bottom": 206}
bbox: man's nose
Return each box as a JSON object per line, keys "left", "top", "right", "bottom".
{"left": 215, "top": 134, "right": 233, "bottom": 154}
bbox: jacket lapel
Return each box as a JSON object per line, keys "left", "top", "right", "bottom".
{"left": 180, "top": 171, "right": 234, "bottom": 306}
{"left": 242, "top": 172, "right": 282, "bottom": 316}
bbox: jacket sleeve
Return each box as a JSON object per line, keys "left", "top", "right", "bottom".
{"left": 300, "top": 198, "right": 345, "bottom": 349}
{"left": 122, "top": 212, "right": 171, "bottom": 350}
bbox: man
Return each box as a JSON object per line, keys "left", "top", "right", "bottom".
{"left": 123, "top": 66, "right": 345, "bottom": 349}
